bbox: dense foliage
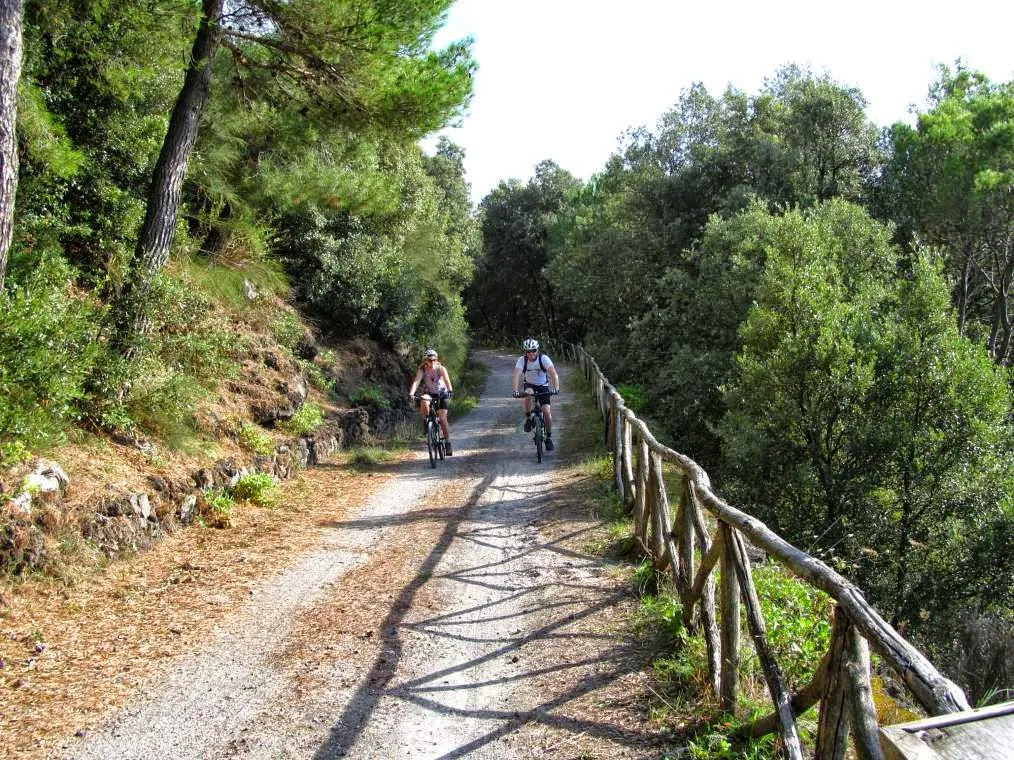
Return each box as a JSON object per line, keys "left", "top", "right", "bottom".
{"left": 1, "top": 0, "right": 477, "bottom": 456}
{"left": 469, "top": 64, "right": 1013, "bottom": 688}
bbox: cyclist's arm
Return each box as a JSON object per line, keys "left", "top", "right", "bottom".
{"left": 548, "top": 365, "right": 560, "bottom": 392}
{"left": 511, "top": 365, "right": 522, "bottom": 394}
{"left": 408, "top": 368, "right": 422, "bottom": 396}
{"left": 440, "top": 366, "right": 453, "bottom": 393}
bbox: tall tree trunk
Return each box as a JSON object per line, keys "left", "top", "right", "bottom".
{"left": 113, "top": 0, "right": 224, "bottom": 355}
{"left": 0, "top": 0, "right": 23, "bottom": 292}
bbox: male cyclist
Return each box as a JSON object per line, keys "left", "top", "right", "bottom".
{"left": 408, "top": 348, "right": 454, "bottom": 455}
{"left": 511, "top": 338, "right": 560, "bottom": 451}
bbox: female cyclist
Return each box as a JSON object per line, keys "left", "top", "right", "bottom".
{"left": 408, "top": 348, "right": 454, "bottom": 455}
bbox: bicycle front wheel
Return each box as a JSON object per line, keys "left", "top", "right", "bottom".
{"left": 534, "top": 421, "right": 544, "bottom": 463}
{"left": 426, "top": 421, "right": 437, "bottom": 468}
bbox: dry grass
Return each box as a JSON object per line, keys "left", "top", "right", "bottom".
{"left": 0, "top": 461, "right": 397, "bottom": 758}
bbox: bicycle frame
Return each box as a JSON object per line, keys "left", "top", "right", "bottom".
{"left": 414, "top": 393, "right": 445, "bottom": 468}
{"left": 518, "top": 388, "right": 556, "bottom": 463}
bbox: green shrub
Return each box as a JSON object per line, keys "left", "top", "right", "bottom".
{"left": 86, "top": 272, "right": 239, "bottom": 443}
{"left": 752, "top": 565, "right": 833, "bottom": 685}
{"left": 0, "top": 255, "right": 103, "bottom": 465}
{"left": 145, "top": 274, "right": 239, "bottom": 378}
{"left": 272, "top": 311, "right": 305, "bottom": 352}
{"left": 632, "top": 592, "right": 685, "bottom": 642}
{"left": 616, "top": 383, "right": 647, "bottom": 412}
{"left": 232, "top": 472, "right": 277, "bottom": 505}
{"left": 281, "top": 402, "right": 325, "bottom": 436}
{"left": 238, "top": 423, "right": 275, "bottom": 456}
{"left": 120, "top": 365, "right": 210, "bottom": 449}
{"left": 349, "top": 386, "right": 391, "bottom": 409}
{"left": 206, "top": 489, "right": 235, "bottom": 515}
{"left": 298, "top": 357, "right": 336, "bottom": 394}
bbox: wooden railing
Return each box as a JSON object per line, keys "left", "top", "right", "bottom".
{"left": 569, "top": 344, "right": 970, "bottom": 759}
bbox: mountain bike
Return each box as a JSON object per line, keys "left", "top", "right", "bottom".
{"left": 514, "top": 388, "right": 558, "bottom": 463}
{"left": 414, "top": 393, "right": 448, "bottom": 468}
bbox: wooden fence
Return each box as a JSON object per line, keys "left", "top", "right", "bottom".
{"left": 566, "top": 343, "right": 971, "bottom": 759}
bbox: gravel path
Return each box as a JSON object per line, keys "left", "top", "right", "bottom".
{"left": 62, "top": 350, "right": 657, "bottom": 760}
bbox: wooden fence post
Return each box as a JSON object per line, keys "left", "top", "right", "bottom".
{"left": 817, "top": 607, "right": 854, "bottom": 760}
{"left": 846, "top": 624, "right": 883, "bottom": 759}
{"left": 676, "top": 476, "right": 695, "bottom": 606}
{"left": 622, "top": 409, "right": 635, "bottom": 510}
{"left": 719, "top": 521, "right": 741, "bottom": 714}
{"left": 729, "top": 530, "right": 803, "bottom": 759}
{"left": 634, "top": 436, "right": 650, "bottom": 549}
{"left": 649, "top": 453, "right": 668, "bottom": 569}
{"left": 612, "top": 396, "right": 625, "bottom": 500}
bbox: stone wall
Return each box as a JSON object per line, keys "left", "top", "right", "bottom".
{"left": 0, "top": 407, "right": 377, "bottom": 573}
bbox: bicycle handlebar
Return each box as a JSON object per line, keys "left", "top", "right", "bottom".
{"left": 512, "top": 389, "right": 559, "bottom": 398}
{"left": 411, "top": 390, "right": 453, "bottom": 399}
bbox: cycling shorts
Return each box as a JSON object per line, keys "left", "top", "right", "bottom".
{"left": 420, "top": 392, "right": 449, "bottom": 411}
{"left": 524, "top": 382, "right": 552, "bottom": 406}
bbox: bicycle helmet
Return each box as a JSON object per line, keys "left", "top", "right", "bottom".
{"left": 523, "top": 338, "right": 539, "bottom": 351}
{"left": 423, "top": 348, "right": 438, "bottom": 359}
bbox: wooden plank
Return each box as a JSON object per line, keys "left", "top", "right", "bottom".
{"left": 686, "top": 530, "right": 722, "bottom": 612}
{"left": 653, "top": 462, "right": 682, "bottom": 585}
{"left": 688, "top": 481, "right": 720, "bottom": 694}
{"left": 880, "top": 702, "right": 1014, "bottom": 760}
{"left": 676, "top": 476, "right": 695, "bottom": 624}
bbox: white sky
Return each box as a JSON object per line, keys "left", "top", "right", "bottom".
{"left": 424, "top": 0, "right": 1014, "bottom": 204}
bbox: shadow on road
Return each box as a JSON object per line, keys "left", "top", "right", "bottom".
{"left": 312, "top": 473, "right": 655, "bottom": 759}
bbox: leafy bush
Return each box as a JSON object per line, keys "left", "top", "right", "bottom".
{"left": 272, "top": 310, "right": 306, "bottom": 352}
{"left": 616, "top": 383, "right": 647, "bottom": 412}
{"left": 238, "top": 423, "right": 275, "bottom": 456}
{"left": 349, "top": 386, "right": 391, "bottom": 409}
{"left": 231, "top": 472, "right": 277, "bottom": 505}
{"left": 281, "top": 402, "right": 325, "bottom": 436}
{"left": 0, "top": 255, "right": 103, "bottom": 465}
{"left": 87, "top": 273, "right": 239, "bottom": 443}
{"left": 752, "top": 565, "right": 833, "bottom": 685}
{"left": 201, "top": 489, "right": 235, "bottom": 527}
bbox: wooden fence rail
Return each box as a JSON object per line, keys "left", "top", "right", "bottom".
{"left": 564, "top": 343, "right": 970, "bottom": 759}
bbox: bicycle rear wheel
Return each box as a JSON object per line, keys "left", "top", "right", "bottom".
{"left": 426, "top": 421, "right": 437, "bottom": 468}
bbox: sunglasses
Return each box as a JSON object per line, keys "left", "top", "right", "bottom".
{"left": 526, "top": 349, "right": 537, "bottom": 354}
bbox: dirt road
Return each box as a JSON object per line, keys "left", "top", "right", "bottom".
{"left": 49, "top": 350, "right": 662, "bottom": 759}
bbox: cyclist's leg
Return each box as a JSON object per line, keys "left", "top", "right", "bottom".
{"left": 522, "top": 384, "right": 535, "bottom": 430}
{"left": 534, "top": 385, "right": 552, "bottom": 436}
{"left": 420, "top": 398, "right": 431, "bottom": 434}
{"left": 437, "top": 408, "right": 450, "bottom": 441}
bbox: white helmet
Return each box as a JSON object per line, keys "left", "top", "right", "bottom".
{"left": 423, "top": 348, "right": 438, "bottom": 359}
{"left": 523, "top": 338, "right": 539, "bottom": 351}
